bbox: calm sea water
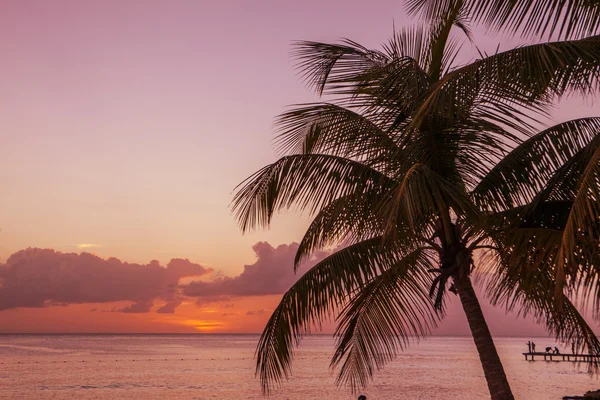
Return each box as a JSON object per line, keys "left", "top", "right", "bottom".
{"left": 0, "top": 334, "right": 597, "bottom": 399}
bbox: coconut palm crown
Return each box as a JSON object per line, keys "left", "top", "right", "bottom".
{"left": 232, "top": 1, "right": 600, "bottom": 399}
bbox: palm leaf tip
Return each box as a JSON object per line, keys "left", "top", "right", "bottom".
{"left": 292, "top": 39, "right": 385, "bottom": 96}
{"left": 255, "top": 237, "right": 406, "bottom": 394}
{"left": 255, "top": 304, "right": 296, "bottom": 394}
{"left": 232, "top": 153, "right": 395, "bottom": 234}
{"left": 330, "top": 249, "right": 440, "bottom": 392}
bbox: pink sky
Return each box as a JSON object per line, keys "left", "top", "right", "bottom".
{"left": 0, "top": 0, "right": 599, "bottom": 334}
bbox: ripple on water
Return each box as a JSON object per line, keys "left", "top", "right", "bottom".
{"left": 1, "top": 335, "right": 596, "bottom": 400}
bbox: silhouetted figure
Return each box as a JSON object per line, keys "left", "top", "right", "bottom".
{"left": 358, "top": 396, "right": 367, "bottom": 400}
{"left": 554, "top": 347, "right": 560, "bottom": 354}
{"left": 572, "top": 342, "right": 576, "bottom": 354}
{"left": 531, "top": 342, "right": 536, "bottom": 352}
{"left": 545, "top": 346, "right": 553, "bottom": 353}
{"left": 526, "top": 341, "right": 532, "bottom": 353}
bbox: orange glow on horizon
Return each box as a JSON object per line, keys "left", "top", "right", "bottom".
{"left": 0, "top": 296, "right": 291, "bottom": 334}
{"left": 180, "top": 319, "right": 223, "bottom": 332}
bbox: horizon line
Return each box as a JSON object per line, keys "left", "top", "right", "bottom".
{"left": 0, "top": 332, "right": 558, "bottom": 338}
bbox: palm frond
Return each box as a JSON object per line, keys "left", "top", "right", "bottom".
{"left": 255, "top": 237, "right": 423, "bottom": 394}
{"left": 482, "top": 219, "right": 600, "bottom": 316}
{"left": 405, "top": 0, "right": 459, "bottom": 22}
{"left": 484, "top": 227, "right": 563, "bottom": 279}
{"left": 408, "top": 0, "right": 600, "bottom": 39}
{"left": 273, "top": 103, "right": 399, "bottom": 162}
{"left": 232, "top": 154, "right": 393, "bottom": 232}
{"left": 331, "top": 248, "right": 439, "bottom": 390}
{"left": 411, "top": 35, "right": 600, "bottom": 130}
{"left": 484, "top": 247, "right": 600, "bottom": 360}
{"left": 293, "top": 40, "right": 388, "bottom": 96}
{"left": 353, "top": 56, "right": 431, "bottom": 130}
{"left": 484, "top": 200, "right": 573, "bottom": 234}
{"left": 513, "top": 138, "right": 600, "bottom": 300}
{"left": 380, "top": 163, "right": 476, "bottom": 238}
{"left": 440, "top": 117, "right": 519, "bottom": 189}
{"left": 555, "top": 146, "right": 600, "bottom": 295}
{"left": 295, "top": 190, "right": 436, "bottom": 270}
{"left": 425, "top": 0, "right": 466, "bottom": 81}
{"left": 294, "top": 192, "right": 388, "bottom": 269}
{"left": 293, "top": 33, "right": 432, "bottom": 123}
{"left": 382, "top": 26, "right": 430, "bottom": 67}
{"left": 466, "top": 0, "right": 600, "bottom": 39}
{"left": 473, "top": 118, "right": 600, "bottom": 212}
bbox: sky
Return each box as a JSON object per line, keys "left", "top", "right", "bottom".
{"left": 1, "top": 0, "right": 599, "bottom": 334}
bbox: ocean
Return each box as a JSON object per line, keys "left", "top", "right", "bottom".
{"left": 0, "top": 334, "right": 596, "bottom": 399}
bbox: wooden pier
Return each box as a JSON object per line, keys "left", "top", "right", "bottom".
{"left": 523, "top": 352, "right": 600, "bottom": 362}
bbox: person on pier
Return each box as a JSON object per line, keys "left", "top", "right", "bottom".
{"left": 527, "top": 341, "right": 532, "bottom": 353}
{"left": 532, "top": 342, "right": 536, "bottom": 352}
{"left": 554, "top": 347, "right": 560, "bottom": 354}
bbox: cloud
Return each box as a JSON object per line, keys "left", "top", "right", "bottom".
{"left": 0, "top": 242, "right": 330, "bottom": 315}
{"left": 156, "top": 300, "right": 182, "bottom": 314}
{"left": 246, "top": 309, "right": 267, "bottom": 316}
{"left": 182, "top": 242, "right": 328, "bottom": 299}
{"left": 1, "top": 243, "right": 594, "bottom": 337}
{"left": 0, "top": 248, "right": 212, "bottom": 312}
{"left": 118, "top": 301, "right": 154, "bottom": 313}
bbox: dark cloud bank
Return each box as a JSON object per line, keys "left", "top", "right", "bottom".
{"left": 0, "top": 243, "right": 579, "bottom": 336}
{"left": 182, "top": 242, "right": 326, "bottom": 298}
{"left": 0, "top": 248, "right": 212, "bottom": 312}
{"left": 0, "top": 242, "right": 326, "bottom": 314}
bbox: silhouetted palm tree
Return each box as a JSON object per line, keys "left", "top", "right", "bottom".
{"left": 233, "top": 2, "right": 600, "bottom": 399}
{"left": 455, "top": 0, "right": 600, "bottom": 39}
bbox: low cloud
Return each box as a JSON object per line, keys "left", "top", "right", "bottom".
{"left": 182, "top": 242, "right": 328, "bottom": 299}
{"left": 0, "top": 248, "right": 212, "bottom": 313}
{"left": 118, "top": 301, "right": 154, "bottom": 313}
{"left": 1, "top": 242, "right": 587, "bottom": 337}
{"left": 156, "top": 300, "right": 182, "bottom": 314}
{"left": 0, "top": 242, "right": 330, "bottom": 315}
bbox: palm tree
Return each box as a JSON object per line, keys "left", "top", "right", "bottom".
{"left": 232, "top": 1, "right": 600, "bottom": 399}
{"left": 455, "top": 0, "right": 600, "bottom": 39}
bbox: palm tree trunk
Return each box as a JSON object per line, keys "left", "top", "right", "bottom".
{"left": 455, "top": 275, "right": 515, "bottom": 400}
